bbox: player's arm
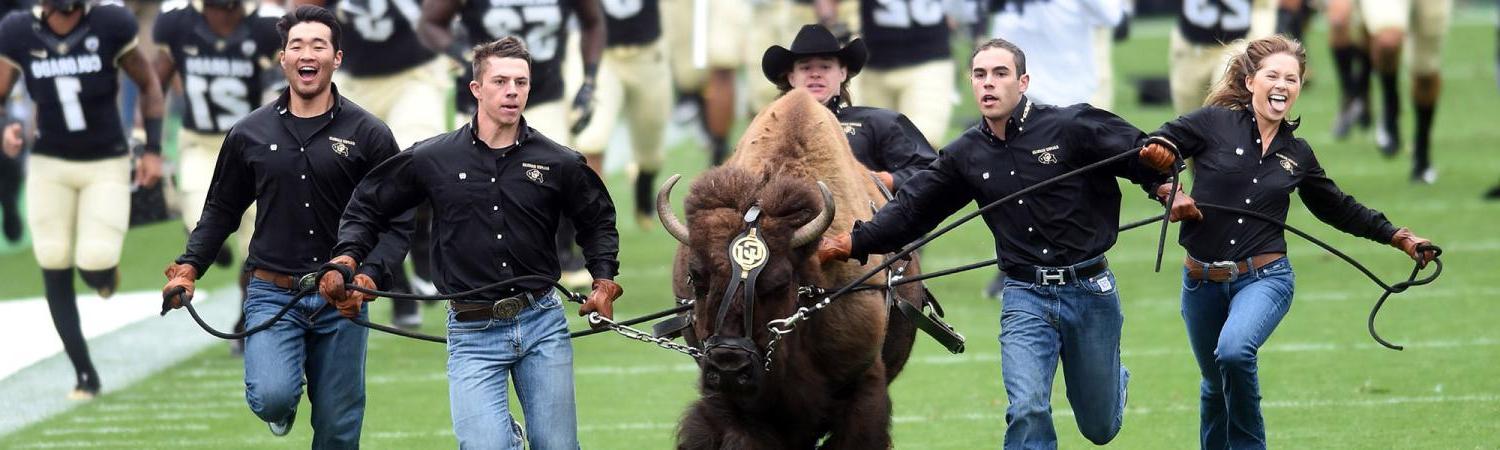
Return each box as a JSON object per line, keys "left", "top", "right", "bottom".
{"left": 1, "top": 65, "right": 21, "bottom": 159}
{"left": 120, "top": 47, "right": 166, "bottom": 188}
{"left": 416, "top": 0, "right": 463, "bottom": 61}
{"left": 568, "top": 0, "right": 606, "bottom": 134}
{"left": 152, "top": 48, "right": 175, "bottom": 94}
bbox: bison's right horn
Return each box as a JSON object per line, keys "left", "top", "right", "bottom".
{"left": 790, "top": 181, "right": 836, "bottom": 248}
{"left": 656, "top": 174, "right": 691, "bottom": 244}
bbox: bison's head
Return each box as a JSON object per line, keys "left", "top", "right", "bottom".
{"left": 658, "top": 168, "right": 834, "bottom": 397}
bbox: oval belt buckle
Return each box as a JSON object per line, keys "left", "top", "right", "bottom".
{"left": 297, "top": 273, "right": 319, "bottom": 293}
{"left": 492, "top": 296, "right": 524, "bottom": 320}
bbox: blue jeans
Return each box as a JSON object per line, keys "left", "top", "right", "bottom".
{"left": 242, "top": 278, "right": 368, "bottom": 449}
{"left": 999, "top": 256, "right": 1129, "bottom": 450}
{"left": 1180, "top": 257, "right": 1295, "bottom": 450}
{"left": 446, "top": 292, "right": 578, "bottom": 450}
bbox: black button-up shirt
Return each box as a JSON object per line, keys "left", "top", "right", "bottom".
{"left": 831, "top": 101, "right": 938, "bottom": 192}
{"left": 1152, "top": 106, "right": 1398, "bottom": 262}
{"left": 333, "top": 117, "right": 620, "bottom": 300}
{"left": 851, "top": 96, "right": 1169, "bottom": 270}
{"left": 178, "top": 85, "right": 412, "bottom": 283}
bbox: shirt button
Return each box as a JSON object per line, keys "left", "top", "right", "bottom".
{"left": 300, "top": 147, "right": 305, "bottom": 152}
{"left": 1009, "top": 170, "right": 1016, "bottom": 176}
{"left": 491, "top": 177, "right": 496, "bottom": 183}
{"left": 493, "top": 205, "right": 499, "bottom": 211}
{"left": 1253, "top": 178, "right": 1259, "bottom": 183}
{"left": 1042, "top": 248, "right": 1049, "bottom": 254}
{"left": 496, "top": 234, "right": 502, "bottom": 240}
{"left": 304, "top": 203, "right": 310, "bottom": 208}
{"left": 1244, "top": 198, "right": 1251, "bottom": 204}
{"left": 311, "top": 257, "right": 319, "bottom": 262}
{"left": 1027, "top": 227, "right": 1034, "bottom": 232}
{"left": 1237, "top": 218, "right": 1244, "bottom": 224}
{"left": 300, "top": 174, "right": 306, "bottom": 180}
{"left": 1230, "top": 239, "right": 1237, "bottom": 245}
{"left": 501, "top": 262, "right": 508, "bottom": 268}
{"left": 308, "top": 230, "right": 314, "bottom": 235}
{"left": 1017, "top": 199, "right": 1024, "bottom": 205}
{"left": 982, "top": 172, "right": 990, "bottom": 180}
{"left": 1235, "top": 148, "right": 1244, "bottom": 155}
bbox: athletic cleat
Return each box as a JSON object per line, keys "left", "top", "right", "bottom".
{"left": 1375, "top": 123, "right": 1400, "bottom": 158}
{"left": 1483, "top": 183, "right": 1500, "bottom": 200}
{"left": 68, "top": 371, "right": 100, "bottom": 400}
{"left": 1411, "top": 167, "right": 1437, "bottom": 185}
{"left": 1331, "top": 97, "right": 1367, "bottom": 140}
{"left": 393, "top": 310, "right": 423, "bottom": 330}
{"left": 268, "top": 410, "right": 295, "bottom": 437}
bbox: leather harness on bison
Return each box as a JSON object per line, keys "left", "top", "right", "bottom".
{"left": 655, "top": 89, "right": 932, "bottom": 449}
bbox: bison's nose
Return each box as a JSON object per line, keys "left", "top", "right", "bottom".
{"left": 703, "top": 349, "right": 755, "bottom": 392}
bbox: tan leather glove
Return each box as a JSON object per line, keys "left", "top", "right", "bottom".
{"left": 320, "top": 255, "right": 378, "bottom": 318}
{"left": 580, "top": 279, "right": 623, "bottom": 328}
{"left": 816, "top": 234, "right": 853, "bottom": 264}
{"left": 1156, "top": 183, "right": 1203, "bottom": 222}
{"left": 1390, "top": 227, "right": 1437, "bottom": 268}
{"left": 162, "top": 263, "right": 198, "bottom": 309}
{"left": 1140, "top": 142, "right": 1178, "bottom": 174}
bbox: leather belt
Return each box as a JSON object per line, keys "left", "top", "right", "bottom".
{"left": 1185, "top": 253, "right": 1285, "bottom": 282}
{"left": 451, "top": 289, "right": 551, "bottom": 322}
{"left": 1004, "top": 257, "right": 1110, "bottom": 286}
{"left": 252, "top": 268, "right": 312, "bottom": 290}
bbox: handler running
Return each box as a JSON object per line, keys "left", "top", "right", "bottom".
{"left": 818, "top": 38, "right": 1185, "bottom": 449}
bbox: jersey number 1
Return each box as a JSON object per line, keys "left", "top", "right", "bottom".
{"left": 55, "top": 76, "right": 86, "bottom": 132}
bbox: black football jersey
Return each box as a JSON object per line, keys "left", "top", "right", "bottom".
{"left": 458, "top": 0, "right": 573, "bottom": 105}
{"left": 0, "top": 5, "right": 137, "bottom": 160}
{"left": 600, "top": 0, "right": 658, "bottom": 47}
{"left": 155, "top": 2, "right": 281, "bottom": 134}
{"left": 1177, "top": 0, "right": 1253, "bottom": 45}
{"left": 860, "top": 0, "right": 950, "bottom": 69}
{"left": 335, "top": 0, "right": 437, "bottom": 76}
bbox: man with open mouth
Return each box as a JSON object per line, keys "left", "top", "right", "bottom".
{"left": 161, "top": 5, "right": 411, "bottom": 447}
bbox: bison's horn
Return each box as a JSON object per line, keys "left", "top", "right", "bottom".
{"left": 790, "top": 181, "right": 836, "bottom": 248}
{"left": 656, "top": 174, "right": 691, "bottom": 244}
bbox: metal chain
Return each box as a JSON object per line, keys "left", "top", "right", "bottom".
{"left": 588, "top": 313, "right": 702, "bottom": 359}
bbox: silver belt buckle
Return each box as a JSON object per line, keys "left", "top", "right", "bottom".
{"left": 1207, "top": 261, "right": 1239, "bottom": 282}
{"left": 491, "top": 295, "right": 526, "bottom": 320}
{"left": 297, "top": 273, "right": 318, "bottom": 292}
{"left": 1038, "top": 268, "right": 1067, "bottom": 286}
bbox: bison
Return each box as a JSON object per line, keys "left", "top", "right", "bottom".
{"left": 656, "top": 89, "right": 928, "bottom": 449}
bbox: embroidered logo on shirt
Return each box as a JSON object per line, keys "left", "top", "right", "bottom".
{"left": 840, "top": 122, "right": 861, "bottom": 136}
{"left": 1032, "top": 145, "right": 1061, "bottom": 165}
{"left": 329, "top": 137, "right": 356, "bottom": 158}
{"left": 83, "top": 36, "right": 98, "bottom": 52}
{"left": 183, "top": 45, "right": 199, "bottom": 56}
{"left": 1274, "top": 154, "right": 1298, "bottom": 175}
{"left": 242, "top": 40, "right": 257, "bottom": 57}
{"left": 522, "top": 162, "right": 550, "bottom": 184}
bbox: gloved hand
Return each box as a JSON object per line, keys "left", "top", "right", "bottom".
{"left": 568, "top": 79, "right": 597, "bottom": 135}
{"left": 162, "top": 263, "right": 198, "bottom": 309}
{"left": 817, "top": 233, "right": 853, "bottom": 264}
{"left": 1140, "top": 142, "right": 1178, "bottom": 174}
{"left": 1156, "top": 183, "right": 1203, "bottom": 222}
{"left": 320, "top": 255, "right": 378, "bottom": 318}
{"left": 580, "top": 278, "right": 623, "bottom": 328}
{"left": 1389, "top": 227, "right": 1437, "bottom": 268}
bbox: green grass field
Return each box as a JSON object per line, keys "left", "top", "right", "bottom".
{"left": 3, "top": 14, "right": 1500, "bottom": 449}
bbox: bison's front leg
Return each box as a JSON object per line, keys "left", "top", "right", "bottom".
{"left": 677, "top": 401, "right": 790, "bottom": 450}
{"left": 818, "top": 367, "right": 893, "bottom": 450}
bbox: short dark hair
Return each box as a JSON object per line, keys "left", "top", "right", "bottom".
{"left": 971, "top": 38, "right": 1026, "bottom": 75}
{"left": 472, "top": 36, "right": 532, "bottom": 82}
{"left": 277, "top": 5, "right": 342, "bottom": 52}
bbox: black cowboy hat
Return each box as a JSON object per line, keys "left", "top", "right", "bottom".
{"left": 761, "top": 24, "right": 868, "bottom": 84}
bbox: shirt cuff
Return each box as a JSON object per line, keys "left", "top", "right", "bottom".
{"left": 586, "top": 260, "right": 619, "bottom": 281}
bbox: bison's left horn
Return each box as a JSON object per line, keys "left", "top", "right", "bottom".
{"left": 790, "top": 181, "right": 836, "bottom": 248}
{"left": 656, "top": 174, "right": 691, "bottom": 244}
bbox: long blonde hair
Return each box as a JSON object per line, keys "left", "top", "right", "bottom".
{"left": 1204, "top": 35, "right": 1307, "bottom": 110}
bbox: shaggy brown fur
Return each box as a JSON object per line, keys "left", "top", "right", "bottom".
{"left": 671, "top": 90, "right": 924, "bottom": 450}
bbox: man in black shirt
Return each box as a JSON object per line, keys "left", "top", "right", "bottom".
{"left": 0, "top": 0, "right": 166, "bottom": 400}
{"left": 160, "top": 6, "right": 410, "bottom": 446}
{"left": 321, "top": 36, "right": 621, "bottom": 448}
{"left": 760, "top": 24, "right": 936, "bottom": 193}
{"left": 819, "top": 38, "right": 1174, "bottom": 449}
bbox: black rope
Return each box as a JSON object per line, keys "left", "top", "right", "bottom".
{"left": 164, "top": 286, "right": 305, "bottom": 340}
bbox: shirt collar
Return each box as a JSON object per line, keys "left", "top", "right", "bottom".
{"left": 979, "top": 95, "right": 1032, "bottom": 145}
{"left": 274, "top": 83, "right": 344, "bottom": 120}
{"left": 1242, "top": 105, "right": 1300, "bottom": 152}
{"left": 466, "top": 115, "right": 532, "bottom": 152}
{"left": 823, "top": 96, "right": 845, "bottom": 115}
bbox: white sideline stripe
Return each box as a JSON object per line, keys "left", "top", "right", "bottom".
{"left": 29, "top": 394, "right": 1490, "bottom": 446}
{"left": 0, "top": 291, "right": 178, "bottom": 381}
{"left": 0, "top": 289, "right": 236, "bottom": 437}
